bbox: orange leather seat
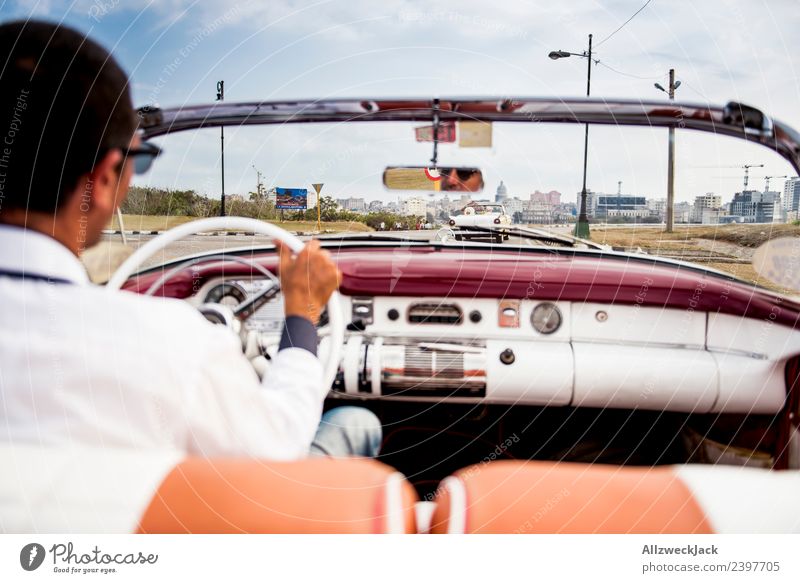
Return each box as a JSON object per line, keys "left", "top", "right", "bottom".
{"left": 138, "top": 457, "right": 418, "bottom": 534}
{"left": 430, "top": 461, "right": 712, "bottom": 534}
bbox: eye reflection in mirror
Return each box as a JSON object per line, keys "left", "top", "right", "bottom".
{"left": 441, "top": 167, "right": 484, "bottom": 192}
{"left": 383, "top": 166, "right": 484, "bottom": 192}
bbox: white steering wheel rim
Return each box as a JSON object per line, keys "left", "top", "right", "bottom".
{"left": 106, "top": 217, "right": 344, "bottom": 389}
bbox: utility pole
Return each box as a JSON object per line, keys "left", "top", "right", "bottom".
{"left": 666, "top": 69, "right": 676, "bottom": 233}
{"left": 655, "top": 69, "right": 680, "bottom": 232}
{"left": 252, "top": 165, "right": 263, "bottom": 199}
{"left": 548, "top": 34, "right": 593, "bottom": 239}
{"left": 216, "top": 80, "right": 226, "bottom": 216}
{"left": 576, "top": 34, "right": 593, "bottom": 239}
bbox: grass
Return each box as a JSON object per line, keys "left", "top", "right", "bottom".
{"left": 108, "top": 214, "right": 373, "bottom": 233}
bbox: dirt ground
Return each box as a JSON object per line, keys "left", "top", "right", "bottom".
{"left": 589, "top": 224, "right": 800, "bottom": 292}
{"left": 591, "top": 223, "right": 800, "bottom": 250}
{"left": 104, "top": 217, "right": 799, "bottom": 293}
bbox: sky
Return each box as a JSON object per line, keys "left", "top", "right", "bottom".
{"left": 2, "top": 0, "right": 800, "bottom": 205}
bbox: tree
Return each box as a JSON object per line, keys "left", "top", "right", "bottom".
{"left": 319, "top": 195, "right": 340, "bottom": 221}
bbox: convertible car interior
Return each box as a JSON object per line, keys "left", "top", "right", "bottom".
{"left": 5, "top": 98, "right": 800, "bottom": 534}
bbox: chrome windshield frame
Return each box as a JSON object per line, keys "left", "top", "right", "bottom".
{"left": 137, "top": 97, "right": 800, "bottom": 173}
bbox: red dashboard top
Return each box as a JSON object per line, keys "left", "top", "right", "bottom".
{"left": 124, "top": 246, "right": 800, "bottom": 329}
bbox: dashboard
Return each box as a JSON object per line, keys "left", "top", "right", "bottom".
{"left": 188, "top": 275, "right": 799, "bottom": 415}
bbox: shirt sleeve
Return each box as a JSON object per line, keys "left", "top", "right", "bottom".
{"left": 182, "top": 319, "right": 325, "bottom": 461}
{"left": 278, "top": 316, "right": 318, "bottom": 355}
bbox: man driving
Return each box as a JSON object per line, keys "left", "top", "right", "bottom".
{"left": 0, "top": 20, "right": 381, "bottom": 460}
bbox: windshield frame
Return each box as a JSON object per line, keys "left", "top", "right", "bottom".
{"left": 137, "top": 98, "right": 800, "bottom": 174}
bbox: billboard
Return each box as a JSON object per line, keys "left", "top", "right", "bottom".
{"left": 276, "top": 187, "right": 308, "bottom": 210}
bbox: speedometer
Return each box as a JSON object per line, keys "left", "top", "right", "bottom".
{"left": 530, "top": 302, "right": 562, "bottom": 335}
{"left": 203, "top": 282, "right": 247, "bottom": 308}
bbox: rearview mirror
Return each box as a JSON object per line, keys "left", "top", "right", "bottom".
{"left": 383, "top": 166, "right": 484, "bottom": 192}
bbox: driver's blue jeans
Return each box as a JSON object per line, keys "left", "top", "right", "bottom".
{"left": 309, "top": 407, "right": 382, "bottom": 458}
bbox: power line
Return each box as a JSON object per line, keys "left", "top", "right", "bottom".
{"left": 680, "top": 80, "right": 709, "bottom": 100}
{"left": 597, "top": 60, "right": 666, "bottom": 80}
{"left": 596, "top": 0, "right": 654, "bottom": 47}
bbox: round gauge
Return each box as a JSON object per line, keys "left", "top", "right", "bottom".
{"left": 530, "top": 302, "right": 562, "bottom": 335}
{"left": 203, "top": 282, "right": 247, "bottom": 308}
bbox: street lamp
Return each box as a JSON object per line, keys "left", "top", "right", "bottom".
{"left": 549, "top": 34, "right": 593, "bottom": 239}
{"left": 251, "top": 164, "right": 263, "bottom": 199}
{"left": 654, "top": 69, "right": 681, "bottom": 232}
{"left": 216, "top": 80, "right": 226, "bottom": 217}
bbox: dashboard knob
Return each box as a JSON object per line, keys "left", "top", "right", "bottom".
{"left": 499, "top": 348, "right": 515, "bottom": 365}
{"left": 387, "top": 308, "right": 400, "bottom": 321}
{"left": 469, "top": 310, "right": 482, "bottom": 323}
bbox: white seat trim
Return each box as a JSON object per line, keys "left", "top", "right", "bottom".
{"left": 676, "top": 465, "right": 800, "bottom": 533}
{"left": 440, "top": 475, "right": 467, "bottom": 534}
{"left": 0, "top": 444, "right": 183, "bottom": 533}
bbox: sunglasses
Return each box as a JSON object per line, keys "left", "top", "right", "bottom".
{"left": 120, "top": 141, "right": 162, "bottom": 174}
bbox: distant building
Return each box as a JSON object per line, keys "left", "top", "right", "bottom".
{"left": 503, "top": 197, "right": 525, "bottom": 216}
{"left": 576, "top": 190, "right": 598, "bottom": 218}
{"left": 647, "top": 198, "right": 667, "bottom": 221}
{"left": 784, "top": 177, "right": 800, "bottom": 213}
{"left": 439, "top": 194, "right": 453, "bottom": 213}
{"left": 531, "top": 190, "right": 561, "bottom": 206}
{"left": 337, "top": 197, "right": 366, "bottom": 212}
{"left": 368, "top": 199, "right": 384, "bottom": 212}
{"left": 403, "top": 197, "right": 427, "bottom": 216}
{"left": 495, "top": 181, "right": 508, "bottom": 203}
{"left": 729, "top": 190, "right": 783, "bottom": 223}
{"left": 523, "top": 203, "right": 551, "bottom": 224}
{"left": 553, "top": 203, "right": 577, "bottom": 224}
{"left": 691, "top": 193, "right": 723, "bottom": 223}
{"left": 592, "top": 194, "right": 649, "bottom": 219}
{"left": 523, "top": 190, "right": 561, "bottom": 223}
{"left": 674, "top": 202, "right": 692, "bottom": 224}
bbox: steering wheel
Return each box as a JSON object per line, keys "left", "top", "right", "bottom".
{"left": 106, "top": 217, "right": 345, "bottom": 389}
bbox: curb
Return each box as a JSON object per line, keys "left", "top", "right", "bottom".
{"left": 102, "top": 230, "right": 263, "bottom": 236}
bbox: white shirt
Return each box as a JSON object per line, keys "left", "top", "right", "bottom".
{"left": 0, "top": 225, "right": 324, "bottom": 460}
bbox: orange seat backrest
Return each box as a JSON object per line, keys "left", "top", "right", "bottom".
{"left": 430, "top": 460, "right": 713, "bottom": 534}
{"left": 138, "top": 457, "right": 418, "bottom": 534}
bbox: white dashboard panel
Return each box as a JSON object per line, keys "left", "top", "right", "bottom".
{"left": 187, "top": 278, "right": 798, "bottom": 413}
{"left": 485, "top": 340, "right": 573, "bottom": 405}
{"left": 707, "top": 313, "right": 800, "bottom": 358}
{"left": 572, "top": 303, "right": 705, "bottom": 348}
{"left": 572, "top": 343, "right": 718, "bottom": 412}
{"left": 710, "top": 352, "right": 787, "bottom": 413}
{"left": 368, "top": 297, "right": 571, "bottom": 341}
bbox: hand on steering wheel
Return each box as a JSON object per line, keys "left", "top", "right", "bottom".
{"left": 105, "top": 217, "right": 345, "bottom": 389}
{"left": 275, "top": 240, "right": 340, "bottom": 326}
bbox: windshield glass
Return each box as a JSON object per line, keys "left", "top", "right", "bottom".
{"left": 119, "top": 119, "right": 799, "bottom": 291}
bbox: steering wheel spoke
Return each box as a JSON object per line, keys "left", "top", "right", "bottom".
{"left": 106, "top": 217, "right": 344, "bottom": 389}
{"left": 233, "top": 281, "right": 281, "bottom": 321}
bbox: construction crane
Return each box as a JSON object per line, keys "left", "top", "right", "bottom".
{"left": 690, "top": 163, "right": 765, "bottom": 190}
{"left": 741, "top": 163, "right": 764, "bottom": 190}
{"left": 763, "top": 175, "right": 788, "bottom": 192}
